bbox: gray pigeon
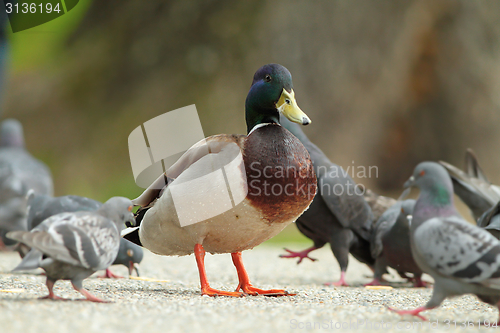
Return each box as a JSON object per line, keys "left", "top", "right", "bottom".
{"left": 367, "top": 199, "right": 425, "bottom": 287}
{"left": 0, "top": 119, "right": 53, "bottom": 246}
{"left": 26, "top": 193, "right": 102, "bottom": 230}
{"left": 390, "top": 162, "right": 500, "bottom": 321}
{"left": 7, "top": 197, "right": 134, "bottom": 302}
{"left": 25, "top": 192, "right": 143, "bottom": 278}
{"left": 278, "top": 115, "right": 375, "bottom": 286}
{"left": 100, "top": 238, "right": 143, "bottom": 278}
{"left": 439, "top": 149, "right": 500, "bottom": 221}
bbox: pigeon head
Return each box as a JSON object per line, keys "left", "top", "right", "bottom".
{"left": 0, "top": 119, "right": 25, "bottom": 148}
{"left": 404, "top": 162, "right": 454, "bottom": 207}
{"left": 401, "top": 199, "right": 416, "bottom": 216}
{"left": 245, "top": 64, "right": 311, "bottom": 133}
{"left": 116, "top": 238, "right": 143, "bottom": 276}
{"left": 98, "top": 197, "right": 135, "bottom": 229}
{"left": 399, "top": 199, "right": 416, "bottom": 226}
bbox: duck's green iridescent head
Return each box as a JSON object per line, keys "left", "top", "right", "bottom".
{"left": 245, "top": 64, "right": 311, "bottom": 133}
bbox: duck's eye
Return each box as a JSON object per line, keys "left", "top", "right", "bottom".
{"left": 264, "top": 74, "right": 272, "bottom": 82}
{"left": 285, "top": 99, "right": 291, "bottom": 105}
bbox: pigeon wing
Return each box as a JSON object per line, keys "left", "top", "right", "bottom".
{"left": 370, "top": 203, "right": 401, "bottom": 259}
{"left": 318, "top": 165, "right": 373, "bottom": 240}
{"left": 414, "top": 216, "right": 500, "bottom": 287}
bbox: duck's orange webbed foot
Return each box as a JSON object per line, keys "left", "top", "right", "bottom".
{"left": 235, "top": 282, "right": 294, "bottom": 296}
{"left": 202, "top": 286, "right": 245, "bottom": 297}
{"left": 194, "top": 244, "right": 245, "bottom": 297}
{"left": 231, "top": 252, "right": 295, "bottom": 297}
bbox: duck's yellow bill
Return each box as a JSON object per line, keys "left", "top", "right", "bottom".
{"left": 276, "top": 89, "right": 311, "bottom": 125}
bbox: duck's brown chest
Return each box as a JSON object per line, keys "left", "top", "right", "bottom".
{"left": 243, "top": 124, "right": 317, "bottom": 223}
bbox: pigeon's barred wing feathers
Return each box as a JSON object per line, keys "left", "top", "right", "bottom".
{"left": 14, "top": 212, "right": 120, "bottom": 270}
{"left": 415, "top": 216, "right": 500, "bottom": 287}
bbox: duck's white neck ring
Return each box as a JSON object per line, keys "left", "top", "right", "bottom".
{"left": 248, "top": 122, "right": 277, "bottom": 135}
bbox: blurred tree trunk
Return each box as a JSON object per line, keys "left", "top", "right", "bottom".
{"left": 4, "top": 0, "right": 500, "bottom": 198}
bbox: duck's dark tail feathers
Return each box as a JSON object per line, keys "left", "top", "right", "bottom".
{"left": 122, "top": 227, "right": 142, "bottom": 247}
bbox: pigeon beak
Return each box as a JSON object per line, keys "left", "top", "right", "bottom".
{"left": 128, "top": 261, "right": 135, "bottom": 276}
{"left": 403, "top": 176, "right": 415, "bottom": 189}
{"left": 276, "top": 89, "right": 311, "bottom": 125}
{"left": 125, "top": 212, "right": 136, "bottom": 228}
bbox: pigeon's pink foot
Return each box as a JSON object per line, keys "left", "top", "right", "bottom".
{"left": 413, "top": 277, "right": 428, "bottom": 288}
{"left": 364, "top": 278, "right": 383, "bottom": 286}
{"left": 324, "top": 271, "right": 349, "bottom": 287}
{"left": 388, "top": 306, "right": 429, "bottom": 321}
{"left": 72, "top": 282, "right": 110, "bottom": 303}
{"left": 39, "top": 294, "right": 66, "bottom": 300}
{"left": 279, "top": 246, "right": 318, "bottom": 264}
{"left": 98, "top": 268, "right": 124, "bottom": 279}
{"left": 40, "top": 280, "right": 66, "bottom": 300}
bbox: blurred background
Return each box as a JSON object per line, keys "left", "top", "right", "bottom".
{"left": 0, "top": 0, "right": 499, "bottom": 241}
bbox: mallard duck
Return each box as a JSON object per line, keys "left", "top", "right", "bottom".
{"left": 125, "top": 64, "right": 317, "bottom": 297}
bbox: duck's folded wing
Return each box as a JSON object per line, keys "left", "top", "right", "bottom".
{"left": 133, "top": 134, "right": 246, "bottom": 207}
{"left": 414, "top": 216, "right": 500, "bottom": 287}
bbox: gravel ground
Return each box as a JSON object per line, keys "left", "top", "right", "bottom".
{"left": 0, "top": 244, "right": 497, "bottom": 333}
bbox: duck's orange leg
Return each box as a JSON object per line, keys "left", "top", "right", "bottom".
{"left": 231, "top": 251, "right": 295, "bottom": 296}
{"left": 194, "top": 244, "right": 244, "bottom": 297}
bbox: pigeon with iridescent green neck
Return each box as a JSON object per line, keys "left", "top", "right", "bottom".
{"left": 390, "top": 162, "right": 500, "bottom": 322}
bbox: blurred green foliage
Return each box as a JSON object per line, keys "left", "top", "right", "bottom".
{"left": 8, "top": 0, "right": 92, "bottom": 72}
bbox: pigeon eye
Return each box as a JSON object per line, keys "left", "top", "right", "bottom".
{"left": 419, "top": 170, "right": 426, "bottom": 177}
{"left": 264, "top": 74, "right": 272, "bottom": 82}
{"left": 127, "top": 249, "right": 134, "bottom": 257}
{"left": 128, "top": 206, "right": 133, "bottom": 212}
